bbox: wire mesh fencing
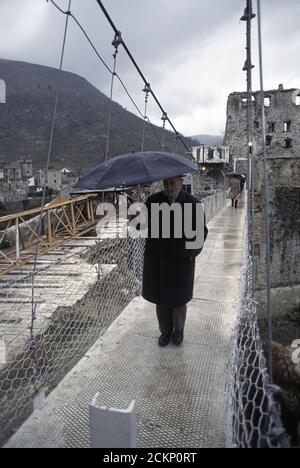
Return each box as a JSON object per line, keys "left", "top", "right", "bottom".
{"left": 227, "top": 222, "right": 291, "bottom": 448}
{"left": 0, "top": 214, "right": 145, "bottom": 444}
{"left": 202, "top": 191, "right": 226, "bottom": 223}
{"left": 0, "top": 189, "right": 229, "bottom": 445}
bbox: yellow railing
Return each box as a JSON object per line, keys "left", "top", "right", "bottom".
{"left": 0, "top": 194, "right": 97, "bottom": 276}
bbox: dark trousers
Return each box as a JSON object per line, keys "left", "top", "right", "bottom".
{"left": 156, "top": 304, "right": 187, "bottom": 335}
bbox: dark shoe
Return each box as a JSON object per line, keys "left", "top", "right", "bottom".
{"left": 158, "top": 334, "right": 170, "bottom": 347}
{"left": 171, "top": 330, "right": 184, "bottom": 346}
{"left": 235, "top": 199, "right": 238, "bottom": 208}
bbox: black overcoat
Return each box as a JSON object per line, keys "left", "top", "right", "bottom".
{"left": 142, "top": 189, "right": 208, "bottom": 307}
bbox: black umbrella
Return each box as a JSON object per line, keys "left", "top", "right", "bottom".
{"left": 76, "top": 151, "right": 198, "bottom": 190}
{"left": 225, "top": 171, "right": 243, "bottom": 179}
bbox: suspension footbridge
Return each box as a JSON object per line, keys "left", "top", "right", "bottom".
{"left": 0, "top": 0, "right": 295, "bottom": 449}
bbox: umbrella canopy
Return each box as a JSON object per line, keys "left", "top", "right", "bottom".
{"left": 76, "top": 151, "right": 198, "bottom": 190}
{"left": 225, "top": 171, "right": 243, "bottom": 179}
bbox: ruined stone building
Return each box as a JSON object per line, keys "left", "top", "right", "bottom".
{"left": 224, "top": 85, "right": 300, "bottom": 316}
{"left": 191, "top": 144, "right": 230, "bottom": 193}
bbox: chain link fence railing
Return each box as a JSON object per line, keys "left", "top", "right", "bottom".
{"left": 0, "top": 212, "right": 145, "bottom": 444}
{"left": 227, "top": 220, "right": 291, "bottom": 448}
{"left": 201, "top": 191, "right": 226, "bottom": 223}
{"left": 0, "top": 189, "right": 228, "bottom": 445}
{"left": 0, "top": 189, "right": 251, "bottom": 447}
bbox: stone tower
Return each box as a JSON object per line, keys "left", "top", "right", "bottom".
{"left": 224, "top": 85, "right": 300, "bottom": 317}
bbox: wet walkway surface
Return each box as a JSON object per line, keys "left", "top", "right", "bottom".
{"left": 5, "top": 199, "right": 245, "bottom": 448}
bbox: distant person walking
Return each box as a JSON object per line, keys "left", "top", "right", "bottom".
{"left": 229, "top": 175, "right": 241, "bottom": 208}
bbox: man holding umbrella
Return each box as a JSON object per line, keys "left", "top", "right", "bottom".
{"left": 76, "top": 149, "right": 208, "bottom": 346}
{"left": 142, "top": 175, "right": 208, "bottom": 347}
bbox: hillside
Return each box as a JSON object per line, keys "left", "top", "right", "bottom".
{"left": 0, "top": 59, "right": 197, "bottom": 174}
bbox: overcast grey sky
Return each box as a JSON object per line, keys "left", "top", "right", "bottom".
{"left": 0, "top": 0, "right": 299, "bottom": 136}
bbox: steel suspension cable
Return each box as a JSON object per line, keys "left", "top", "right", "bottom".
{"left": 48, "top": 0, "right": 164, "bottom": 152}
{"left": 141, "top": 83, "right": 150, "bottom": 151}
{"left": 161, "top": 113, "right": 167, "bottom": 151}
{"left": 95, "top": 0, "right": 190, "bottom": 152}
{"left": 105, "top": 33, "right": 122, "bottom": 160}
{"left": 241, "top": 0, "right": 255, "bottom": 268}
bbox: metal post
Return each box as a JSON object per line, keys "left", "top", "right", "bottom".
{"left": 90, "top": 200, "right": 95, "bottom": 224}
{"left": 141, "top": 83, "right": 150, "bottom": 151}
{"left": 48, "top": 210, "right": 52, "bottom": 244}
{"left": 241, "top": 0, "right": 255, "bottom": 260}
{"left": 70, "top": 202, "right": 76, "bottom": 235}
{"left": 161, "top": 113, "right": 167, "bottom": 150}
{"left": 87, "top": 199, "right": 91, "bottom": 223}
{"left": 105, "top": 32, "right": 122, "bottom": 161}
{"left": 257, "top": 0, "right": 273, "bottom": 381}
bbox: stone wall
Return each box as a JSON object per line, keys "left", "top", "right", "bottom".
{"left": 192, "top": 169, "right": 228, "bottom": 194}
{"left": 192, "top": 170, "right": 207, "bottom": 194}
{"left": 224, "top": 86, "right": 300, "bottom": 163}
{"left": 224, "top": 85, "right": 300, "bottom": 316}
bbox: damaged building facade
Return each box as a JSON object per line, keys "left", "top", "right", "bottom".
{"left": 191, "top": 144, "right": 230, "bottom": 194}
{"left": 224, "top": 85, "right": 300, "bottom": 316}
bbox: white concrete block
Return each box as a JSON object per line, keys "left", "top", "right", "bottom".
{"left": 89, "top": 395, "right": 136, "bottom": 448}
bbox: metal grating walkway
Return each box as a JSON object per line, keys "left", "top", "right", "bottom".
{"left": 5, "top": 199, "right": 245, "bottom": 448}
